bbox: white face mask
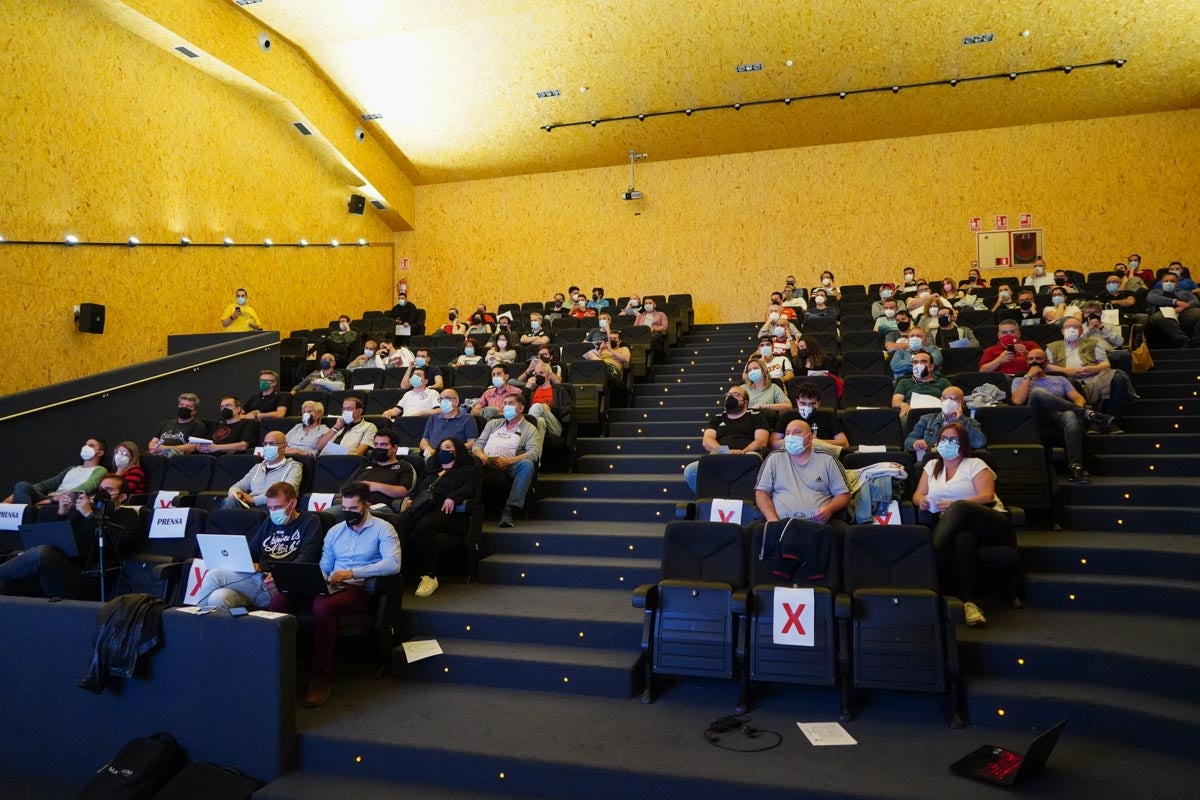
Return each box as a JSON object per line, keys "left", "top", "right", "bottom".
{"left": 302, "top": 412, "right": 314, "bottom": 425}
{"left": 884, "top": 309, "right": 896, "bottom": 319}
{"left": 1063, "top": 328, "right": 1081, "bottom": 343}
{"left": 113, "top": 452, "right": 130, "bottom": 468}
{"left": 821, "top": 277, "right": 832, "bottom": 286}
{"left": 940, "top": 398, "right": 960, "bottom": 416}
{"left": 80, "top": 445, "right": 96, "bottom": 461}
{"left": 814, "top": 295, "right": 826, "bottom": 306}
{"left": 1035, "top": 265, "right": 1045, "bottom": 275}
{"left": 341, "top": 410, "right": 355, "bottom": 424}
{"left": 768, "top": 312, "right": 780, "bottom": 321}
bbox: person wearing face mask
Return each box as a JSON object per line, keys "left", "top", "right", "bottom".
{"left": 889, "top": 327, "right": 943, "bottom": 380}
{"left": 1146, "top": 268, "right": 1200, "bottom": 348}
{"left": 756, "top": 337, "right": 794, "bottom": 383}
{"left": 199, "top": 396, "right": 259, "bottom": 454}
{"left": 938, "top": 275, "right": 963, "bottom": 304}
{"left": 442, "top": 307, "right": 469, "bottom": 336}
{"left": 883, "top": 310, "right": 917, "bottom": 353}
{"left": 317, "top": 397, "right": 376, "bottom": 456}
{"left": 958, "top": 268, "right": 987, "bottom": 289}
{"left": 1022, "top": 258, "right": 1053, "bottom": 292}
{"left": 681, "top": 387, "right": 769, "bottom": 492}
{"left": 398, "top": 348, "right": 443, "bottom": 392}
{"left": 391, "top": 291, "right": 421, "bottom": 337}
{"left": 780, "top": 282, "right": 808, "bottom": 311}
{"left": 770, "top": 383, "right": 848, "bottom": 455}
{"left": 806, "top": 289, "right": 836, "bottom": 319}
{"left": 587, "top": 286, "right": 610, "bottom": 311}
{"left": 347, "top": 339, "right": 381, "bottom": 371}
{"left": 285, "top": 401, "right": 331, "bottom": 456}
{"left": 1112, "top": 261, "right": 1146, "bottom": 293}
{"left": 452, "top": 338, "right": 484, "bottom": 367}
{"left": 518, "top": 348, "right": 566, "bottom": 446}
{"left": 1011, "top": 348, "right": 1102, "bottom": 482}
{"left": 584, "top": 330, "right": 632, "bottom": 380}
{"left": 293, "top": 352, "right": 346, "bottom": 392}
{"left": 221, "top": 431, "right": 303, "bottom": 508}
{"left": 1096, "top": 274, "right": 1141, "bottom": 316}
{"left": 979, "top": 321, "right": 1039, "bottom": 376}
{"left": 569, "top": 297, "right": 597, "bottom": 319}
{"left": 148, "top": 392, "right": 208, "bottom": 456}
{"left": 1156, "top": 262, "right": 1197, "bottom": 292}
{"left": 904, "top": 387, "right": 986, "bottom": 461}
{"left": 1042, "top": 288, "right": 1082, "bottom": 325}
{"left": 473, "top": 365, "right": 524, "bottom": 420}
{"left": 620, "top": 294, "right": 642, "bottom": 316}
{"left": 891, "top": 352, "right": 950, "bottom": 420}
{"left": 925, "top": 307, "right": 979, "bottom": 349}
{"left": 991, "top": 283, "right": 1019, "bottom": 319}
{"left": 383, "top": 368, "right": 442, "bottom": 420}
{"left": 5, "top": 438, "right": 108, "bottom": 505}
{"left": 486, "top": 333, "right": 518, "bottom": 366}
{"left": 768, "top": 292, "right": 799, "bottom": 321}
{"left": 1045, "top": 320, "right": 1134, "bottom": 425}
{"left": 873, "top": 298, "right": 900, "bottom": 333}
{"left": 741, "top": 358, "right": 791, "bottom": 414}
{"left": 110, "top": 441, "right": 147, "bottom": 496}
{"left": 757, "top": 305, "right": 802, "bottom": 342}
{"left": 904, "top": 283, "right": 934, "bottom": 313}
{"left": 466, "top": 311, "right": 494, "bottom": 337}
{"left": 1051, "top": 271, "right": 1080, "bottom": 295}
{"left": 1079, "top": 303, "right": 1126, "bottom": 351}
{"left": 584, "top": 312, "right": 613, "bottom": 346}
{"left": 343, "top": 431, "right": 416, "bottom": 509}
{"left": 403, "top": 438, "right": 481, "bottom": 599}
{"left": 327, "top": 314, "right": 359, "bottom": 363}
{"left": 1, "top": 474, "right": 140, "bottom": 599}
{"left": 420, "top": 390, "right": 478, "bottom": 457}
{"left": 910, "top": 421, "right": 1011, "bottom": 627}
{"left": 813, "top": 271, "right": 841, "bottom": 302}
{"left": 870, "top": 283, "right": 897, "bottom": 319}
{"left": 472, "top": 396, "right": 541, "bottom": 528}
{"left": 219, "top": 288, "right": 262, "bottom": 332}
{"left": 635, "top": 297, "right": 670, "bottom": 359}
{"left": 521, "top": 312, "right": 551, "bottom": 347}
{"left": 196, "top": 482, "right": 321, "bottom": 611}
{"left": 243, "top": 370, "right": 289, "bottom": 419}
{"left": 1013, "top": 290, "right": 1041, "bottom": 327}
{"left": 755, "top": 419, "right": 851, "bottom": 525}
{"left": 270, "top": 481, "right": 401, "bottom": 706}
{"left": 898, "top": 267, "right": 919, "bottom": 294}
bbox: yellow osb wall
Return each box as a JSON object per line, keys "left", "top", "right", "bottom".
{"left": 396, "top": 108, "right": 1198, "bottom": 325}
{"left": 0, "top": 1, "right": 394, "bottom": 395}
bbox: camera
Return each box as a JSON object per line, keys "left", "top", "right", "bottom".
{"left": 258, "top": 32, "right": 272, "bottom": 52}
{"left": 92, "top": 487, "right": 114, "bottom": 520}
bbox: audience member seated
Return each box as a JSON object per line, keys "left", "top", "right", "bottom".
{"left": 382, "top": 369, "right": 441, "bottom": 421}
{"left": 344, "top": 430, "right": 416, "bottom": 510}
{"left": 1052, "top": 269, "right": 1082, "bottom": 295}
{"left": 1096, "top": 275, "right": 1143, "bottom": 318}
{"left": 754, "top": 418, "right": 851, "bottom": 527}
{"left": 286, "top": 401, "right": 330, "bottom": 457}
{"left": 520, "top": 350, "right": 565, "bottom": 445}
{"left": 770, "top": 382, "right": 848, "bottom": 455}
{"left": 634, "top": 297, "right": 669, "bottom": 357}
{"left": 219, "top": 288, "right": 262, "bottom": 332}
{"left": 781, "top": 274, "right": 803, "bottom": 301}
{"left": 420, "top": 390, "right": 477, "bottom": 457}
{"left": 1014, "top": 289, "right": 1041, "bottom": 327}
{"left": 398, "top": 349, "right": 443, "bottom": 391}
{"left": 465, "top": 313, "right": 491, "bottom": 339}
{"left": 198, "top": 396, "right": 260, "bottom": 455}
{"left": 452, "top": 338, "right": 484, "bottom": 367}
{"left": 814, "top": 270, "right": 841, "bottom": 302}
{"left": 380, "top": 339, "right": 417, "bottom": 369}
{"left": 898, "top": 266, "right": 919, "bottom": 295}
{"left": 294, "top": 353, "right": 346, "bottom": 392}
{"left": 403, "top": 438, "right": 481, "bottom": 599}
{"left": 221, "top": 431, "right": 303, "bottom": 508}
{"left": 486, "top": 333, "right": 518, "bottom": 366}
{"left": 904, "top": 282, "right": 934, "bottom": 313}
{"left": 519, "top": 345, "right": 563, "bottom": 383}
{"left": 317, "top": 397, "right": 377, "bottom": 456}
{"left": 758, "top": 306, "right": 802, "bottom": 342}
{"left": 5, "top": 438, "right": 108, "bottom": 505}
{"left": 780, "top": 283, "right": 807, "bottom": 312}
{"left": 794, "top": 334, "right": 835, "bottom": 375}
{"left": 1146, "top": 274, "right": 1200, "bottom": 348}
{"left": 0, "top": 473, "right": 138, "bottom": 599}
{"left": 1154, "top": 262, "right": 1197, "bottom": 292}
{"left": 807, "top": 288, "right": 836, "bottom": 319}
{"left": 327, "top": 315, "right": 360, "bottom": 361}
{"left": 904, "top": 386, "right": 986, "bottom": 461}
{"left": 871, "top": 283, "right": 897, "bottom": 320}
{"left": 196, "top": 481, "right": 322, "bottom": 610}
{"left": 474, "top": 366, "right": 524, "bottom": 421}
{"left": 569, "top": 297, "right": 596, "bottom": 319}
{"left": 582, "top": 313, "right": 610, "bottom": 346}
{"left": 521, "top": 313, "right": 551, "bottom": 347}
{"left": 873, "top": 297, "right": 900, "bottom": 334}
{"left": 270, "top": 481, "right": 401, "bottom": 707}
{"left": 883, "top": 310, "right": 917, "bottom": 354}
{"left": 111, "top": 441, "right": 147, "bottom": 496}
{"left": 583, "top": 330, "right": 631, "bottom": 381}
{"left": 391, "top": 291, "right": 419, "bottom": 331}
{"left": 1113, "top": 261, "right": 1146, "bottom": 293}
{"left": 755, "top": 337, "right": 794, "bottom": 383}
{"left": 959, "top": 266, "right": 987, "bottom": 288}
{"left": 1022, "top": 258, "right": 1053, "bottom": 292}
{"left": 937, "top": 276, "right": 964, "bottom": 304}
{"left": 889, "top": 326, "right": 942, "bottom": 379}
{"left": 242, "top": 370, "right": 290, "bottom": 420}
{"left": 926, "top": 306, "right": 980, "bottom": 349}
{"left": 614, "top": 294, "right": 638, "bottom": 316}
{"left": 587, "top": 287, "right": 610, "bottom": 311}
{"left": 991, "top": 284, "right": 1018, "bottom": 317}
{"left": 979, "top": 320, "right": 1040, "bottom": 376}
{"left": 742, "top": 358, "right": 791, "bottom": 414}
{"left": 1042, "top": 286, "right": 1082, "bottom": 325}
{"left": 346, "top": 340, "right": 381, "bottom": 370}
{"left": 769, "top": 292, "right": 798, "bottom": 321}
{"left": 148, "top": 393, "right": 207, "bottom": 457}
{"left": 891, "top": 350, "right": 950, "bottom": 421}
{"left": 545, "top": 293, "right": 569, "bottom": 321}
{"left": 681, "top": 387, "right": 769, "bottom": 492}
{"left": 1080, "top": 302, "right": 1126, "bottom": 351}
{"left": 441, "top": 308, "right": 469, "bottom": 337}
{"left": 472, "top": 395, "right": 540, "bottom": 528}
{"left": 1045, "top": 319, "right": 1135, "bottom": 424}
{"left": 910, "top": 421, "right": 1010, "bottom": 626}
{"left": 1011, "top": 349, "right": 1107, "bottom": 483}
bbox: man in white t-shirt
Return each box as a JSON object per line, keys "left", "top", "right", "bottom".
{"left": 472, "top": 395, "right": 540, "bottom": 528}
{"left": 382, "top": 368, "right": 442, "bottom": 419}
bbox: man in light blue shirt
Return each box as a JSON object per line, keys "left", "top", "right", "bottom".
{"left": 269, "top": 481, "right": 400, "bottom": 707}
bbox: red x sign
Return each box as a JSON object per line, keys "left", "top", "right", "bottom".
{"left": 773, "top": 587, "right": 815, "bottom": 646}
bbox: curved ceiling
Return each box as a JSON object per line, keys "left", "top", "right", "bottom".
{"left": 235, "top": 0, "right": 1200, "bottom": 184}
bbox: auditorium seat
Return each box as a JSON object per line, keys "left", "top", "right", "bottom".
{"left": 841, "top": 374, "right": 893, "bottom": 408}
{"left": 951, "top": 372, "right": 1011, "bottom": 404}
{"left": 313, "top": 455, "right": 365, "bottom": 494}
{"left": 838, "top": 349, "right": 887, "bottom": 377}
{"left": 195, "top": 454, "right": 263, "bottom": 510}
{"left": 160, "top": 455, "right": 217, "bottom": 504}
{"left": 204, "top": 507, "right": 267, "bottom": 538}
{"left": 940, "top": 346, "right": 983, "bottom": 376}
{"left": 694, "top": 453, "right": 763, "bottom": 502}
{"left": 122, "top": 507, "right": 206, "bottom": 602}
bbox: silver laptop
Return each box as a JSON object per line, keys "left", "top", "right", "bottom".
{"left": 196, "top": 534, "right": 255, "bottom": 573}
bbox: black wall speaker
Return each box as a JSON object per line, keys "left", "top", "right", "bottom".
{"left": 76, "top": 303, "right": 106, "bottom": 334}
{"left": 348, "top": 194, "right": 366, "bottom": 215}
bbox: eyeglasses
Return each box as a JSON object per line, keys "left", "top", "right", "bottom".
{"left": 937, "top": 437, "right": 961, "bottom": 445}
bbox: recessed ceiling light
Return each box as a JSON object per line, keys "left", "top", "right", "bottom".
{"left": 785, "top": 60, "right": 794, "bottom": 67}
{"left": 579, "top": 86, "right": 588, "bottom": 93}
{"left": 1021, "top": 30, "right": 1031, "bottom": 37}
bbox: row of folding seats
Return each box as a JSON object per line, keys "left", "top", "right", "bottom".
{"left": 791, "top": 319, "right": 1065, "bottom": 355}
{"left": 636, "top": 521, "right": 969, "bottom": 725}
{"left": 747, "top": 369, "right": 1011, "bottom": 410}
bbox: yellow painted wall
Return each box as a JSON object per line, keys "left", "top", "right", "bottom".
{"left": 0, "top": 1, "right": 395, "bottom": 395}
{"left": 396, "top": 108, "right": 1199, "bottom": 326}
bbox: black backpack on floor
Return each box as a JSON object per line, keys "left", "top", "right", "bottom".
{"left": 76, "top": 732, "right": 186, "bottom": 800}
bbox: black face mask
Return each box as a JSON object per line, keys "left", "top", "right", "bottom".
{"left": 897, "top": 321, "right": 911, "bottom": 332}
{"left": 1115, "top": 268, "right": 1126, "bottom": 276}
{"left": 448, "top": 312, "right": 458, "bottom": 321}
{"left": 320, "top": 359, "right": 333, "bottom": 369}
{"left": 342, "top": 507, "right": 365, "bottom": 527}
{"left": 371, "top": 447, "right": 389, "bottom": 462}
{"left": 1019, "top": 300, "right": 1033, "bottom": 310}
{"left": 938, "top": 316, "right": 954, "bottom": 327}
{"left": 220, "top": 407, "right": 235, "bottom": 421}
{"left": 534, "top": 375, "right": 547, "bottom": 386}
{"left": 177, "top": 406, "right": 193, "bottom": 420}
{"left": 725, "top": 395, "right": 742, "bottom": 413}
{"left": 438, "top": 450, "right": 456, "bottom": 466}
{"left": 539, "top": 354, "right": 552, "bottom": 363}
{"left": 1054, "top": 277, "right": 1066, "bottom": 286}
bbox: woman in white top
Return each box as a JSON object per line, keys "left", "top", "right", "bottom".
{"left": 285, "top": 400, "right": 331, "bottom": 456}
{"left": 910, "top": 421, "right": 1014, "bottom": 627}
{"left": 741, "top": 357, "right": 791, "bottom": 414}
{"left": 485, "top": 334, "right": 518, "bottom": 366}
{"left": 813, "top": 270, "right": 841, "bottom": 302}
{"left": 452, "top": 338, "right": 484, "bottom": 367}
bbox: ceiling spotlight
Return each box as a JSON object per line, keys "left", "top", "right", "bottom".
{"left": 785, "top": 60, "right": 794, "bottom": 67}
{"left": 579, "top": 86, "right": 588, "bottom": 93}
{"left": 891, "top": 86, "right": 900, "bottom": 93}
{"left": 589, "top": 120, "right": 597, "bottom": 127}
{"left": 330, "top": 239, "right": 339, "bottom": 248}
{"left": 542, "top": 125, "right": 553, "bottom": 132}
{"left": 1063, "top": 65, "right": 1073, "bottom": 74}
{"left": 263, "top": 238, "right": 273, "bottom": 247}
{"left": 733, "top": 103, "right": 741, "bottom": 110}
{"left": 685, "top": 109, "right": 693, "bottom": 116}
{"left": 783, "top": 97, "right": 792, "bottom": 105}
{"left": 223, "top": 237, "right": 234, "bottom": 246}
{"left": 357, "top": 238, "right": 367, "bottom": 246}
{"left": 1115, "top": 59, "right": 1126, "bottom": 68}
{"left": 64, "top": 234, "right": 79, "bottom": 246}
{"left": 127, "top": 236, "right": 140, "bottom": 247}
{"left": 180, "top": 236, "right": 190, "bottom": 246}
{"left": 0, "top": 235, "right": 5, "bottom": 243}
{"left": 949, "top": 78, "right": 959, "bottom": 87}
{"left": 1020, "top": 30, "right": 1031, "bottom": 37}
{"left": 637, "top": 114, "right": 645, "bottom": 121}
{"left": 1009, "top": 72, "right": 1018, "bottom": 80}
{"left": 838, "top": 92, "right": 847, "bottom": 99}
{"left": 298, "top": 238, "right": 308, "bottom": 247}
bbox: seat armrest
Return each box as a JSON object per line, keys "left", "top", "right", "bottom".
{"left": 152, "top": 561, "right": 184, "bottom": 581}
{"left": 632, "top": 583, "right": 657, "bottom": 609}
{"left": 674, "top": 501, "right": 695, "bottom": 520}
{"left": 942, "top": 595, "right": 965, "bottom": 624}
{"left": 731, "top": 589, "right": 748, "bottom": 615}
{"left": 834, "top": 593, "right": 852, "bottom": 619}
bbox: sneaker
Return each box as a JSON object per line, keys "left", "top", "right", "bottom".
{"left": 303, "top": 680, "right": 331, "bottom": 707}
{"left": 963, "top": 602, "right": 987, "bottom": 627}
{"left": 499, "top": 507, "right": 515, "bottom": 528}
{"left": 415, "top": 575, "right": 439, "bottom": 598}
{"left": 1087, "top": 411, "right": 1117, "bottom": 433}
{"left": 1069, "top": 464, "right": 1091, "bottom": 484}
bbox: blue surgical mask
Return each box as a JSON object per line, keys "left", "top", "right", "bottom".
{"left": 936, "top": 439, "right": 960, "bottom": 460}
{"left": 269, "top": 507, "right": 289, "bottom": 525}
{"left": 1106, "top": 282, "right": 1119, "bottom": 293}
{"left": 261, "top": 444, "right": 279, "bottom": 462}
{"left": 397, "top": 299, "right": 407, "bottom": 307}
{"left": 410, "top": 375, "right": 424, "bottom": 388}
{"left": 1051, "top": 295, "right": 1065, "bottom": 306}
{"left": 439, "top": 399, "right": 454, "bottom": 414}
{"left": 747, "top": 368, "right": 763, "bottom": 383}
{"left": 1162, "top": 282, "right": 1177, "bottom": 293}
{"left": 908, "top": 337, "right": 923, "bottom": 351}
{"left": 236, "top": 296, "right": 246, "bottom": 306}
{"left": 784, "top": 434, "right": 808, "bottom": 455}
{"left": 531, "top": 320, "right": 540, "bottom": 330}
{"left": 492, "top": 376, "right": 505, "bottom": 389}
{"left": 363, "top": 348, "right": 375, "bottom": 358}
{"left": 502, "top": 405, "right": 518, "bottom": 421}
{"left": 464, "top": 347, "right": 475, "bottom": 356}
{"left": 881, "top": 288, "right": 893, "bottom": 299}
{"left": 414, "top": 357, "right": 426, "bottom": 368}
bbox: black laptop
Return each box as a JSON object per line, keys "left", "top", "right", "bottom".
{"left": 950, "top": 719, "right": 1067, "bottom": 787}
{"left": 19, "top": 522, "right": 80, "bottom": 557}
{"left": 268, "top": 561, "right": 345, "bottom": 596}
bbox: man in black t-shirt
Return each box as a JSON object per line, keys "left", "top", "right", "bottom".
{"left": 244, "top": 370, "right": 290, "bottom": 419}
{"left": 199, "top": 396, "right": 261, "bottom": 454}
{"left": 682, "top": 387, "right": 769, "bottom": 493}
{"left": 344, "top": 430, "right": 416, "bottom": 509}
{"left": 148, "top": 392, "right": 209, "bottom": 456}
{"left": 771, "top": 382, "right": 849, "bottom": 457}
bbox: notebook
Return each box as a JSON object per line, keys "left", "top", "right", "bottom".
{"left": 196, "top": 533, "right": 255, "bottom": 573}
{"left": 949, "top": 719, "right": 1067, "bottom": 787}
{"left": 19, "top": 522, "right": 79, "bottom": 557}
